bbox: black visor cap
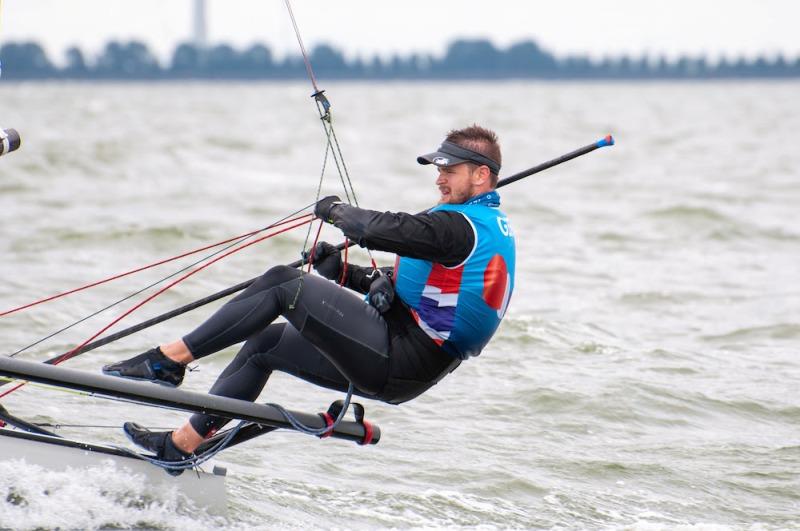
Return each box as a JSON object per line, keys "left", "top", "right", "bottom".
{"left": 417, "top": 141, "right": 500, "bottom": 175}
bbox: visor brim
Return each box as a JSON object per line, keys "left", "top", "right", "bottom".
{"left": 416, "top": 151, "right": 471, "bottom": 167}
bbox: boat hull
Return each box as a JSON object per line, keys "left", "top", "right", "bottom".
{"left": 0, "top": 427, "right": 227, "bottom": 514}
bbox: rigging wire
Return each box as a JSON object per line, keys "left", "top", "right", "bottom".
{"left": 118, "top": 381, "right": 355, "bottom": 473}
{"left": 272, "top": 1, "right": 369, "bottom": 450}
{"left": 5, "top": 208, "right": 315, "bottom": 359}
{"left": 284, "top": 0, "right": 320, "bottom": 95}
{"left": 2, "top": 3, "right": 371, "bottom": 471}
{"left": 0, "top": 377, "right": 88, "bottom": 397}
{"left": 0, "top": 225, "right": 289, "bottom": 318}
{"left": 283, "top": 0, "right": 360, "bottom": 207}
{"left": 117, "top": 420, "right": 245, "bottom": 473}
{"left": 284, "top": 0, "right": 378, "bottom": 274}
{"left": 0, "top": 214, "right": 316, "bottom": 399}
{"left": 1, "top": 376, "right": 360, "bottom": 461}
{"left": 38, "top": 423, "right": 174, "bottom": 430}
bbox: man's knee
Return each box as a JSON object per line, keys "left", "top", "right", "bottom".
{"left": 255, "top": 265, "right": 300, "bottom": 289}
{"left": 244, "top": 324, "right": 287, "bottom": 372}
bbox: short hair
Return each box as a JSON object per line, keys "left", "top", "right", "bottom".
{"left": 445, "top": 124, "right": 501, "bottom": 186}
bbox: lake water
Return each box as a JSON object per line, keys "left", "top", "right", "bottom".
{"left": 0, "top": 80, "right": 798, "bottom": 529}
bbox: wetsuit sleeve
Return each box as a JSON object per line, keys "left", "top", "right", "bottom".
{"left": 328, "top": 205, "right": 474, "bottom": 267}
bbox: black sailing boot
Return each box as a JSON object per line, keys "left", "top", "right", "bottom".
{"left": 102, "top": 347, "right": 186, "bottom": 387}
{"left": 123, "top": 422, "right": 192, "bottom": 476}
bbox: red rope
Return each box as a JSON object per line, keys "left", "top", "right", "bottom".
{"left": 0, "top": 214, "right": 313, "bottom": 319}
{"left": 306, "top": 220, "right": 325, "bottom": 273}
{"left": 340, "top": 239, "right": 349, "bottom": 286}
{"left": 0, "top": 215, "right": 314, "bottom": 400}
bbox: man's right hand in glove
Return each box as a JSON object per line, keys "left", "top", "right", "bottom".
{"left": 311, "top": 241, "right": 342, "bottom": 282}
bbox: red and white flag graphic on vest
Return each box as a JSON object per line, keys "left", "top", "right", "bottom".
{"left": 410, "top": 263, "right": 463, "bottom": 345}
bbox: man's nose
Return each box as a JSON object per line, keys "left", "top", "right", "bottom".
{"left": 436, "top": 172, "right": 447, "bottom": 184}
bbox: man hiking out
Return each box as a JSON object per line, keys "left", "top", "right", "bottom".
{"left": 102, "top": 124, "right": 515, "bottom": 462}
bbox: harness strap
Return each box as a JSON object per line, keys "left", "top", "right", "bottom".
{"left": 320, "top": 400, "right": 373, "bottom": 445}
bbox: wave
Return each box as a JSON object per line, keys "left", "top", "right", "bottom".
{"left": 618, "top": 290, "right": 708, "bottom": 305}
{"left": 702, "top": 323, "right": 800, "bottom": 342}
{"left": 646, "top": 205, "right": 733, "bottom": 223}
{"left": 641, "top": 205, "right": 800, "bottom": 242}
{"left": 226, "top": 476, "right": 541, "bottom": 529}
{"left": 0, "top": 459, "right": 226, "bottom": 530}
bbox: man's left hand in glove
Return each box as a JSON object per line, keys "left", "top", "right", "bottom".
{"left": 314, "top": 195, "right": 344, "bottom": 224}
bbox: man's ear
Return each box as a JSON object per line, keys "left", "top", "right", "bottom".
{"left": 472, "top": 164, "right": 491, "bottom": 186}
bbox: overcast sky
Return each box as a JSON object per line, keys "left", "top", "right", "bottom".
{"left": 2, "top": 0, "right": 799, "bottom": 64}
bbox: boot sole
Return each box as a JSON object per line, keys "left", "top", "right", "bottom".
{"left": 122, "top": 422, "right": 188, "bottom": 476}
{"left": 122, "top": 422, "right": 171, "bottom": 459}
{"left": 102, "top": 368, "right": 181, "bottom": 388}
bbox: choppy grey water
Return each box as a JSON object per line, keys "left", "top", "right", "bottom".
{"left": 0, "top": 80, "right": 798, "bottom": 530}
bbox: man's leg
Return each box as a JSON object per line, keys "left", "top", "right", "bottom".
{"left": 106, "top": 265, "right": 389, "bottom": 391}
{"left": 171, "top": 321, "right": 366, "bottom": 452}
{"left": 182, "top": 265, "right": 390, "bottom": 392}
{"left": 125, "top": 266, "right": 391, "bottom": 455}
{"left": 103, "top": 264, "right": 319, "bottom": 383}
{"left": 154, "top": 320, "right": 388, "bottom": 454}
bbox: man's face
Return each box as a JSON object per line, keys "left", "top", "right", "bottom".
{"left": 435, "top": 163, "right": 478, "bottom": 204}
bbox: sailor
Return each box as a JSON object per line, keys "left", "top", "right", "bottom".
{"left": 103, "top": 124, "right": 515, "bottom": 461}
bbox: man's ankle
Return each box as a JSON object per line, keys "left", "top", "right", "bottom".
{"left": 172, "top": 424, "right": 204, "bottom": 453}
{"left": 169, "top": 432, "right": 194, "bottom": 456}
{"left": 159, "top": 342, "right": 194, "bottom": 365}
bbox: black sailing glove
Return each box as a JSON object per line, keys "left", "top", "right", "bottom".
{"left": 311, "top": 241, "right": 342, "bottom": 281}
{"left": 367, "top": 273, "right": 395, "bottom": 313}
{"left": 314, "top": 195, "right": 343, "bottom": 224}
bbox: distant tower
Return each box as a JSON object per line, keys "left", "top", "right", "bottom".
{"left": 193, "top": 0, "right": 208, "bottom": 49}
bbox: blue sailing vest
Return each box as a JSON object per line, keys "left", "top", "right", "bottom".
{"left": 394, "top": 191, "right": 515, "bottom": 359}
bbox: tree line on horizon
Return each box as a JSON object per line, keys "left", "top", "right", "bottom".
{"left": 1, "top": 38, "right": 798, "bottom": 80}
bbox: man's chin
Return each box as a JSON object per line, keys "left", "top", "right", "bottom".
{"left": 441, "top": 195, "right": 467, "bottom": 205}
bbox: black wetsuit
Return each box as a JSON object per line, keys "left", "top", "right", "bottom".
{"left": 184, "top": 206, "right": 474, "bottom": 437}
